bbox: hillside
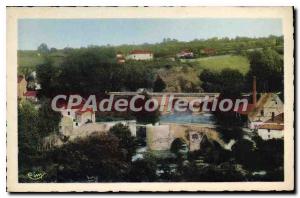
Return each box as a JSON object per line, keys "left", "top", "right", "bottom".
{"left": 193, "top": 55, "right": 250, "bottom": 75}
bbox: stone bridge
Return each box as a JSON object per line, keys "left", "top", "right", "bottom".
{"left": 109, "top": 92, "right": 220, "bottom": 114}
{"left": 145, "top": 122, "right": 235, "bottom": 152}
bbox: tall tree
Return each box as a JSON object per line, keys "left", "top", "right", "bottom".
{"left": 153, "top": 75, "right": 166, "bottom": 92}
{"left": 18, "top": 101, "right": 40, "bottom": 171}
{"left": 37, "top": 43, "right": 50, "bottom": 54}
{"left": 109, "top": 124, "right": 137, "bottom": 161}
{"left": 37, "top": 98, "right": 62, "bottom": 138}
{"left": 36, "top": 56, "right": 61, "bottom": 97}
{"left": 247, "top": 48, "right": 283, "bottom": 92}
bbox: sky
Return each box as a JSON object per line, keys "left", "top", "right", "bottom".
{"left": 18, "top": 18, "right": 282, "bottom": 50}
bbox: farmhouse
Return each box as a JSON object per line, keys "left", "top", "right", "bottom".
{"left": 23, "top": 91, "right": 38, "bottom": 102}
{"left": 126, "top": 50, "right": 153, "bottom": 60}
{"left": 201, "top": 48, "right": 216, "bottom": 56}
{"left": 256, "top": 113, "right": 284, "bottom": 140}
{"left": 116, "top": 52, "right": 126, "bottom": 63}
{"left": 237, "top": 77, "right": 284, "bottom": 140}
{"left": 176, "top": 50, "right": 194, "bottom": 59}
{"left": 60, "top": 104, "right": 96, "bottom": 130}
{"left": 57, "top": 102, "right": 136, "bottom": 139}
{"left": 247, "top": 93, "right": 284, "bottom": 140}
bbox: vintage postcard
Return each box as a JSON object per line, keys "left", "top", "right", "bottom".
{"left": 6, "top": 7, "right": 294, "bottom": 192}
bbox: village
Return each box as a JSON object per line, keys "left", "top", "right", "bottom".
{"left": 18, "top": 48, "right": 284, "bottom": 166}
{"left": 17, "top": 33, "right": 285, "bottom": 182}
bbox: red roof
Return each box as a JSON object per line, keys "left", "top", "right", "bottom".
{"left": 130, "top": 50, "right": 152, "bottom": 55}
{"left": 75, "top": 108, "right": 94, "bottom": 115}
{"left": 265, "top": 113, "right": 284, "bottom": 124}
{"left": 258, "top": 123, "right": 284, "bottom": 130}
{"left": 235, "top": 104, "right": 255, "bottom": 115}
{"left": 23, "top": 91, "right": 37, "bottom": 97}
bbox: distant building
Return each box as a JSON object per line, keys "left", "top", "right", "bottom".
{"left": 116, "top": 52, "right": 126, "bottom": 63}
{"left": 256, "top": 113, "right": 284, "bottom": 140}
{"left": 176, "top": 50, "right": 194, "bottom": 59}
{"left": 117, "top": 58, "right": 126, "bottom": 64}
{"left": 236, "top": 77, "right": 284, "bottom": 140}
{"left": 60, "top": 105, "right": 96, "bottom": 130}
{"left": 247, "top": 93, "right": 284, "bottom": 140}
{"left": 23, "top": 91, "right": 38, "bottom": 102}
{"left": 201, "top": 48, "right": 216, "bottom": 56}
{"left": 126, "top": 50, "right": 153, "bottom": 60}
{"left": 17, "top": 75, "right": 27, "bottom": 100}
{"left": 116, "top": 52, "right": 123, "bottom": 59}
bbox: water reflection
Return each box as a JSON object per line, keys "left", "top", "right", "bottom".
{"left": 159, "top": 112, "right": 216, "bottom": 125}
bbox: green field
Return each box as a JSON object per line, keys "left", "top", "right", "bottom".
{"left": 194, "top": 55, "right": 250, "bottom": 75}
{"left": 18, "top": 51, "right": 45, "bottom": 67}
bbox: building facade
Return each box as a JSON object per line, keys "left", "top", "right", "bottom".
{"left": 17, "top": 75, "right": 27, "bottom": 100}
{"left": 126, "top": 50, "right": 153, "bottom": 60}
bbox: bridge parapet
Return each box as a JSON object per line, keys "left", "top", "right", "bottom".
{"left": 109, "top": 92, "right": 220, "bottom": 98}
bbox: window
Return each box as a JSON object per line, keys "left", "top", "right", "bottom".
{"left": 192, "top": 134, "right": 199, "bottom": 140}
{"left": 76, "top": 122, "right": 78, "bottom": 126}
{"left": 272, "top": 112, "right": 275, "bottom": 121}
{"left": 68, "top": 111, "right": 70, "bottom": 115}
{"left": 260, "top": 109, "right": 264, "bottom": 116}
{"left": 268, "top": 129, "right": 270, "bottom": 132}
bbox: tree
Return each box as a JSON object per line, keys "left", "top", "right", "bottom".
{"left": 133, "top": 93, "right": 160, "bottom": 124}
{"left": 18, "top": 101, "right": 40, "bottom": 171}
{"left": 200, "top": 68, "right": 246, "bottom": 130}
{"left": 232, "top": 139, "right": 256, "bottom": 169}
{"left": 199, "top": 68, "right": 245, "bottom": 97}
{"left": 37, "top": 43, "right": 49, "bottom": 54}
{"left": 128, "top": 158, "right": 157, "bottom": 182}
{"left": 57, "top": 48, "right": 122, "bottom": 95}
{"left": 218, "top": 69, "right": 244, "bottom": 98}
{"left": 109, "top": 124, "right": 137, "bottom": 161}
{"left": 36, "top": 56, "right": 61, "bottom": 97}
{"left": 247, "top": 48, "right": 283, "bottom": 92}
{"left": 153, "top": 75, "right": 166, "bottom": 92}
{"left": 50, "top": 47, "right": 58, "bottom": 53}
{"left": 37, "top": 98, "right": 62, "bottom": 138}
{"left": 170, "top": 138, "right": 185, "bottom": 154}
{"left": 49, "top": 134, "right": 131, "bottom": 182}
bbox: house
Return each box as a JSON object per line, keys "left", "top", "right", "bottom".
{"left": 247, "top": 93, "right": 284, "bottom": 140}
{"left": 116, "top": 52, "right": 126, "bottom": 63}
{"left": 237, "top": 77, "right": 284, "bottom": 140}
{"left": 116, "top": 52, "right": 124, "bottom": 59}
{"left": 44, "top": 120, "right": 137, "bottom": 149}
{"left": 60, "top": 104, "right": 96, "bottom": 130}
{"left": 256, "top": 113, "right": 284, "bottom": 140}
{"left": 126, "top": 50, "right": 153, "bottom": 60}
{"left": 17, "top": 75, "right": 27, "bottom": 100}
{"left": 23, "top": 91, "right": 38, "bottom": 102}
{"left": 201, "top": 48, "right": 216, "bottom": 56}
{"left": 176, "top": 50, "right": 194, "bottom": 59}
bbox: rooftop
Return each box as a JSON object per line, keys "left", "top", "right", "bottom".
{"left": 130, "top": 50, "right": 152, "bottom": 55}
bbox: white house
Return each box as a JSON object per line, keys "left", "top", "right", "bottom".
{"left": 58, "top": 104, "right": 136, "bottom": 140}
{"left": 247, "top": 93, "right": 284, "bottom": 140}
{"left": 126, "top": 50, "right": 153, "bottom": 60}
{"left": 256, "top": 113, "right": 284, "bottom": 140}
{"left": 176, "top": 50, "right": 194, "bottom": 59}
{"left": 59, "top": 106, "right": 96, "bottom": 135}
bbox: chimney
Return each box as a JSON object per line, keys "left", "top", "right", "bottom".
{"left": 253, "top": 76, "right": 257, "bottom": 106}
